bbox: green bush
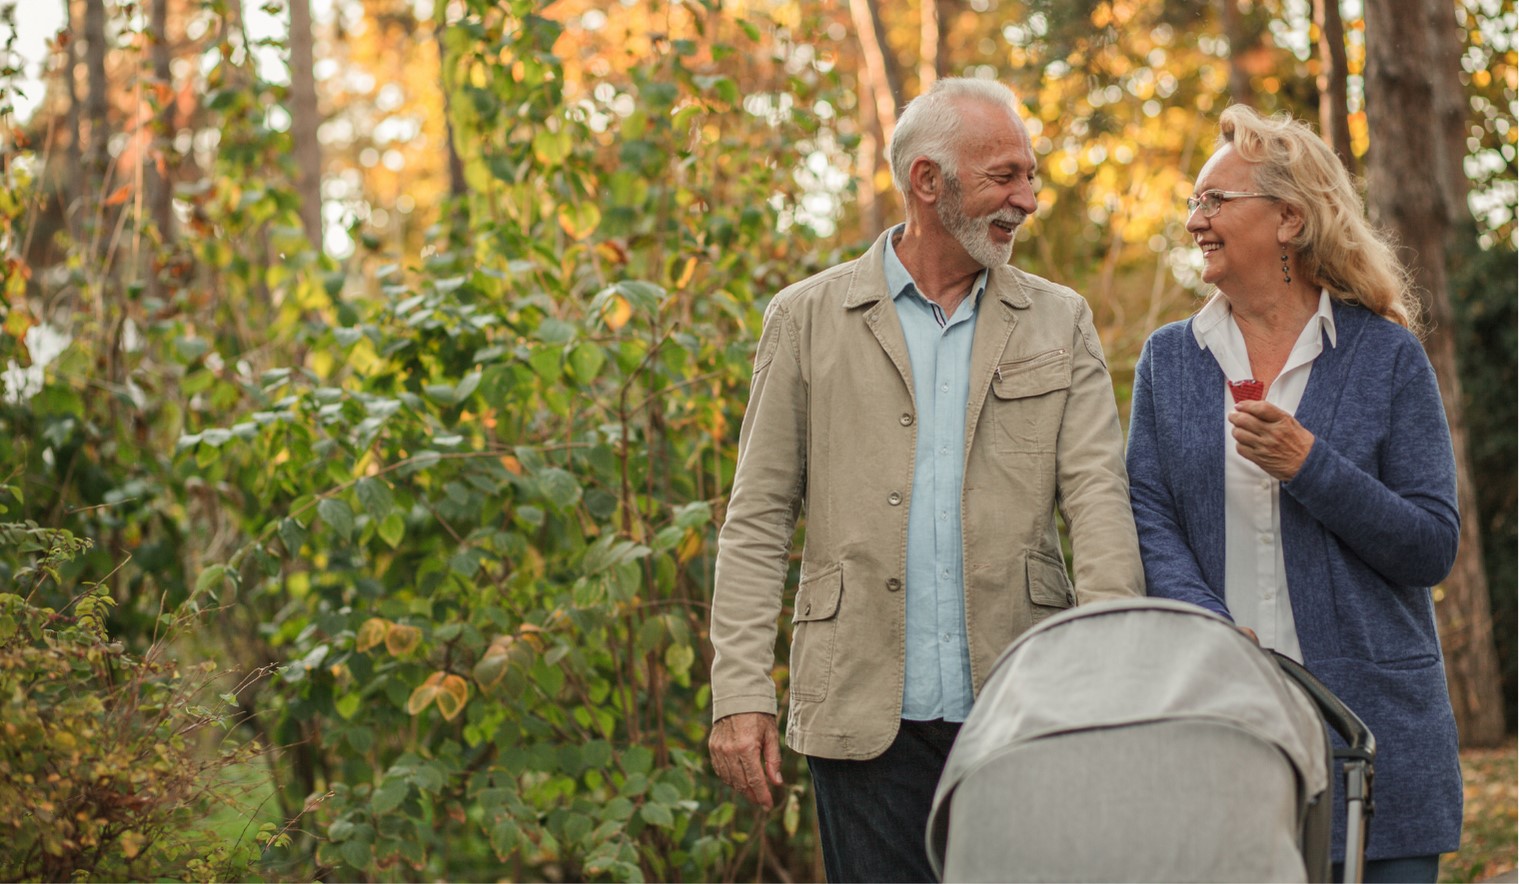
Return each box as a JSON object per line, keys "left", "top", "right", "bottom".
{"left": 0, "top": 522, "right": 279, "bottom": 882}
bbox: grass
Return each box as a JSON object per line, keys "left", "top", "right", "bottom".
{"left": 1441, "top": 742, "right": 1518, "bottom": 883}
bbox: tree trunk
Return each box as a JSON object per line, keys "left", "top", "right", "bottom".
{"left": 1426, "top": 0, "right": 1472, "bottom": 219}
{"left": 64, "top": 0, "right": 84, "bottom": 217}
{"left": 855, "top": 65, "right": 886, "bottom": 234}
{"left": 288, "top": 0, "right": 322, "bottom": 248}
{"left": 143, "top": 0, "right": 174, "bottom": 304}
{"left": 919, "top": 0, "right": 942, "bottom": 91}
{"left": 1364, "top": 0, "right": 1507, "bottom": 749}
{"left": 435, "top": 18, "right": 468, "bottom": 201}
{"left": 83, "top": 0, "right": 109, "bottom": 199}
{"left": 850, "top": 0, "right": 902, "bottom": 140}
{"left": 1313, "top": 0, "right": 1354, "bottom": 173}
{"left": 1220, "top": 0, "right": 1254, "bottom": 107}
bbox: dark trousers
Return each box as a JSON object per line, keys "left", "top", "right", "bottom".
{"left": 806, "top": 718, "right": 961, "bottom": 883}
{"left": 1332, "top": 854, "right": 1440, "bottom": 883}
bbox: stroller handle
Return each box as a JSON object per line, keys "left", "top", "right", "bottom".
{"left": 1268, "top": 651, "right": 1376, "bottom": 759}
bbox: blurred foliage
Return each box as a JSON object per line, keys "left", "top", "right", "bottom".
{"left": 0, "top": 0, "right": 1512, "bottom": 879}
{"left": 1449, "top": 223, "right": 1518, "bottom": 732}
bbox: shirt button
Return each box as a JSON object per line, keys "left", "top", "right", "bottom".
{"left": 939, "top": 447, "right": 948, "bottom": 455}
{"left": 886, "top": 577, "right": 902, "bottom": 592}
{"left": 1260, "top": 479, "right": 1272, "bottom": 491}
{"left": 900, "top": 413, "right": 914, "bottom": 426}
{"left": 940, "top": 383, "right": 949, "bottom": 393}
{"left": 942, "top": 633, "right": 952, "bottom": 642}
{"left": 1261, "top": 533, "right": 1273, "bottom": 544}
{"left": 888, "top": 491, "right": 903, "bottom": 506}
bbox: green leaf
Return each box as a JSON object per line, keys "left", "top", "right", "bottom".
{"left": 622, "top": 745, "right": 654, "bottom": 776}
{"left": 335, "top": 693, "right": 361, "bottom": 720}
{"left": 318, "top": 498, "right": 356, "bottom": 541}
{"left": 195, "top": 564, "right": 228, "bottom": 594}
{"left": 339, "top": 839, "right": 372, "bottom": 869}
{"left": 278, "top": 517, "right": 307, "bottom": 554}
{"left": 567, "top": 343, "right": 606, "bottom": 383}
{"left": 529, "top": 347, "right": 562, "bottom": 383}
{"left": 372, "top": 777, "right": 410, "bottom": 815}
{"left": 356, "top": 478, "right": 394, "bottom": 522}
{"left": 639, "top": 802, "right": 674, "bottom": 828}
{"left": 537, "top": 468, "right": 581, "bottom": 510}
{"left": 378, "top": 511, "right": 405, "bottom": 548}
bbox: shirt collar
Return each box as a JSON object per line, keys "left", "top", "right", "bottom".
{"left": 1192, "top": 288, "right": 1339, "bottom": 350}
{"left": 883, "top": 224, "right": 989, "bottom": 307}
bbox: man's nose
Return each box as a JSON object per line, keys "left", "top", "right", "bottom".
{"left": 1010, "top": 183, "right": 1038, "bottom": 215}
{"left": 1185, "top": 208, "right": 1208, "bottom": 233}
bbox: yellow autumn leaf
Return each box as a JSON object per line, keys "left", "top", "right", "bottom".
{"left": 120, "top": 830, "right": 145, "bottom": 859}
{"left": 602, "top": 295, "right": 634, "bottom": 331}
{"left": 407, "top": 671, "right": 445, "bottom": 715}
{"left": 386, "top": 623, "right": 421, "bottom": 656}
{"left": 676, "top": 528, "right": 704, "bottom": 564}
{"left": 672, "top": 255, "right": 697, "bottom": 289}
{"left": 435, "top": 674, "right": 469, "bottom": 720}
{"left": 557, "top": 201, "right": 601, "bottom": 240}
{"left": 356, "top": 617, "right": 389, "bottom": 653}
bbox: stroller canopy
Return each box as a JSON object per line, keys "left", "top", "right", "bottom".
{"left": 927, "top": 598, "right": 1331, "bottom": 882}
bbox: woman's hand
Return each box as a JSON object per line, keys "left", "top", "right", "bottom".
{"left": 1228, "top": 400, "right": 1315, "bottom": 481}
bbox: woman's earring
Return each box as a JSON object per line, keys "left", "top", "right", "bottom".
{"left": 1280, "top": 248, "right": 1291, "bottom": 284}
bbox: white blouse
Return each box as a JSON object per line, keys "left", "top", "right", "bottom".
{"left": 1190, "top": 290, "right": 1338, "bottom": 662}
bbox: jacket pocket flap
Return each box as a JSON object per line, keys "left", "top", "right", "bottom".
{"left": 993, "top": 349, "right": 1071, "bottom": 400}
{"left": 1026, "top": 550, "right": 1075, "bottom": 608}
{"left": 793, "top": 566, "right": 843, "bottom": 623}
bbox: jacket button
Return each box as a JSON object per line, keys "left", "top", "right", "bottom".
{"left": 804, "top": 603, "right": 812, "bottom": 615}
{"left": 888, "top": 491, "right": 902, "bottom": 505}
{"left": 900, "top": 413, "right": 913, "bottom": 426}
{"left": 886, "top": 577, "right": 902, "bottom": 592}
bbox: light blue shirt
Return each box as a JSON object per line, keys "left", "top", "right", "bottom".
{"left": 884, "top": 227, "right": 985, "bottom": 723}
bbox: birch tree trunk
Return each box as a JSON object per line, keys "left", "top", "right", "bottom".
{"left": 850, "top": 0, "right": 902, "bottom": 141}
{"left": 1364, "top": 0, "right": 1507, "bottom": 749}
{"left": 919, "top": 0, "right": 942, "bottom": 91}
{"left": 289, "top": 0, "right": 323, "bottom": 248}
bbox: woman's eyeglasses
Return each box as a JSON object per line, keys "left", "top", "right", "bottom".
{"left": 1186, "top": 190, "right": 1274, "bottom": 217}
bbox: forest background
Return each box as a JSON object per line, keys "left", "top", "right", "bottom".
{"left": 0, "top": 0, "right": 1514, "bottom": 881}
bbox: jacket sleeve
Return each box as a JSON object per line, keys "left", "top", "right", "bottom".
{"left": 1282, "top": 343, "right": 1460, "bottom": 587}
{"left": 1056, "top": 298, "right": 1145, "bottom": 603}
{"left": 709, "top": 298, "right": 808, "bottom": 722}
{"left": 1125, "top": 336, "right": 1232, "bottom": 619}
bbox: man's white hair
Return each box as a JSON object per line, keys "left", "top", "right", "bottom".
{"left": 887, "top": 78, "right": 1024, "bottom": 198}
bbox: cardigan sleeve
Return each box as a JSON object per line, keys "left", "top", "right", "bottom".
{"left": 1125, "top": 335, "right": 1232, "bottom": 619}
{"left": 1281, "top": 341, "right": 1460, "bottom": 587}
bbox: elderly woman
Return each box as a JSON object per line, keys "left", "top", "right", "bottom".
{"left": 1126, "top": 105, "right": 1463, "bottom": 882}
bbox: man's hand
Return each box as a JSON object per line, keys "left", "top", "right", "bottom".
{"left": 709, "top": 712, "right": 783, "bottom": 810}
{"left": 1228, "top": 400, "right": 1314, "bottom": 481}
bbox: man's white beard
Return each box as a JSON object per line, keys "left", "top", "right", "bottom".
{"left": 939, "top": 176, "right": 1025, "bottom": 269}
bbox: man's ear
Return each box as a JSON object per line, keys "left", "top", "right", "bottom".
{"left": 908, "top": 157, "right": 941, "bottom": 204}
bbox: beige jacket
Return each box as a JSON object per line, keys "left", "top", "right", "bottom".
{"left": 710, "top": 230, "right": 1143, "bottom": 759}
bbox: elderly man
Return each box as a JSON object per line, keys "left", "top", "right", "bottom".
{"left": 707, "top": 78, "right": 1143, "bottom": 882}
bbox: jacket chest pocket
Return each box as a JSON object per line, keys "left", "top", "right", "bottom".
{"left": 990, "top": 349, "right": 1071, "bottom": 453}
{"left": 788, "top": 565, "right": 843, "bottom": 703}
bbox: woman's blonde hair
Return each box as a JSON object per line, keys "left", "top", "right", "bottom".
{"left": 1218, "top": 104, "right": 1422, "bottom": 334}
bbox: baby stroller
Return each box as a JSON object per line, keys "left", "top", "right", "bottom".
{"left": 926, "top": 598, "right": 1374, "bottom": 883}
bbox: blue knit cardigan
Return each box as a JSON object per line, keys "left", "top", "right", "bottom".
{"left": 1126, "top": 300, "right": 1463, "bottom": 861}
